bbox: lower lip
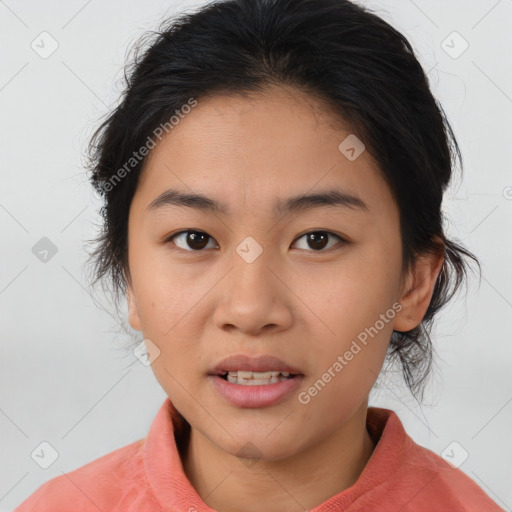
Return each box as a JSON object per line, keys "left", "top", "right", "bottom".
{"left": 208, "top": 375, "right": 304, "bottom": 408}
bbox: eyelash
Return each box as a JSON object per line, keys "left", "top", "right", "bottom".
{"left": 163, "top": 229, "right": 348, "bottom": 254}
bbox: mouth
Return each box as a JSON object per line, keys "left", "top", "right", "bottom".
{"left": 207, "top": 354, "right": 305, "bottom": 407}
{"left": 208, "top": 371, "right": 304, "bottom": 408}
{"left": 209, "top": 353, "right": 305, "bottom": 385}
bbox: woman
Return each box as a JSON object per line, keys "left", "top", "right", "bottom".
{"left": 15, "top": 0, "right": 503, "bottom": 510}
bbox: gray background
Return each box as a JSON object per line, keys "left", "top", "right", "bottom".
{"left": 1, "top": 0, "right": 511, "bottom": 510}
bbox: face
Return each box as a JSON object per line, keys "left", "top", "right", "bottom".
{"left": 125, "top": 85, "right": 431, "bottom": 462}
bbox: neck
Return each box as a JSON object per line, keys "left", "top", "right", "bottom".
{"left": 181, "top": 401, "right": 375, "bottom": 512}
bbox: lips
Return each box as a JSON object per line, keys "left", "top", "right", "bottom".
{"left": 209, "top": 354, "right": 304, "bottom": 376}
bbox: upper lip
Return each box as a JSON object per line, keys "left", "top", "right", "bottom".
{"left": 209, "top": 354, "right": 304, "bottom": 375}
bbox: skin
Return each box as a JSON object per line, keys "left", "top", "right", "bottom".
{"left": 126, "top": 84, "right": 444, "bottom": 512}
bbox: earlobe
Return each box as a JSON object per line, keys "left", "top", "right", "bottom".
{"left": 393, "top": 248, "right": 445, "bottom": 333}
{"left": 127, "top": 283, "right": 142, "bottom": 332}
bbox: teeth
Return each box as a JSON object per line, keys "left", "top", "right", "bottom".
{"left": 223, "top": 370, "right": 295, "bottom": 385}
{"left": 239, "top": 370, "right": 261, "bottom": 379}
{"left": 226, "top": 374, "right": 290, "bottom": 385}
{"left": 225, "top": 370, "right": 292, "bottom": 378}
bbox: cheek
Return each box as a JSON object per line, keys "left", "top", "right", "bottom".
{"left": 320, "top": 259, "right": 399, "bottom": 332}
{"left": 308, "top": 247, "right": 400, "bottom": 370}
{"left": 130, "top": 248, "right": 208, "bottom": 333}
{"left": 129, "top": 252, "right": 213, "bottom": 384}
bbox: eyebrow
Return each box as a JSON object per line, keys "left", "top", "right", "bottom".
{"left": 146, "top": 188, "right": 369, "bottom": 216}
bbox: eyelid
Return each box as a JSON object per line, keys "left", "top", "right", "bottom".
{"left": 164, "top": 229, "right": 348, "bottom": 253}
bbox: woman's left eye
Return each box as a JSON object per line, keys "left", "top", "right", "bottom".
{"left": 165, "top": 230, "right": 346, "bottom": 252}
{"left": 292, "top": 231, "right": 346, "bottom": 252}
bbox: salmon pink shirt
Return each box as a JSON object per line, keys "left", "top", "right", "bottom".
{"left": 14, "top": 397, "right": 503, "bottom": 511}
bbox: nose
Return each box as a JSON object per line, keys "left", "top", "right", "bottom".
{"left": 212, "top": 239, "right": 294, "bottom": 336}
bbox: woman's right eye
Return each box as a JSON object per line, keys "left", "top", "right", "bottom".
{"left": 165, "top": 230, "right": 218, "bottom": 252}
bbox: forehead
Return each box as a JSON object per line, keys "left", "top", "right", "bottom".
{"left": 134, "top": 85, "right": 396, "bottom": 221}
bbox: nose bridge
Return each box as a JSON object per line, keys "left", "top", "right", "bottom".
{"left": 211, "top": 230, "right": 289, "bottom": 328}
{"left": 220, "top": 195, "right": 284, "bottom": 292}
{"left": 229, "top": 192, "right": 274, "bottom": 261}
{"left": 229, "top": 232, "right": 276, "bottom": 293}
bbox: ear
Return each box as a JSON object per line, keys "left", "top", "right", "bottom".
{"left": 126, "top": 278, "right": 142, "bottom": 332}
{"left": 393, "top": 242, "right": 445, "bottom": 332}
